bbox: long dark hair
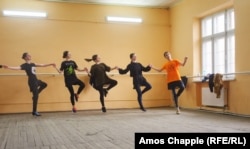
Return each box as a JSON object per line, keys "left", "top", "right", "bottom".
{"left": 85, "top": 54, "right": 98, "bottom": 62}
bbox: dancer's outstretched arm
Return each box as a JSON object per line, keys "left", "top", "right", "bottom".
{"left": 149, "top": 64, "right": 164, "bottom": 72}
{"left": 2, "top": 65, "right": 21, "bottom": 70}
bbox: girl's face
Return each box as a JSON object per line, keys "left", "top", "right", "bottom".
{"left": 25, "top": 54, "right": 31, "bottom": 61}
{"left": 95, "top": 55, "right": 101, "bottom": 63}
{"left": 67, "top": 52, "right": 71, "bottom": 59}
{"left": 164, "top": 52, "right": 171, "bottom": 60}
{"left": 131, "top": 54, "right": 137, "bottom": 61}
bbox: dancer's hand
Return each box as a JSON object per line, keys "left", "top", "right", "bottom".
{"left": 83, "top": 67, "right": 88, "bottom": 72}
{"left": 51, "top": 63, "right": 56, "bottom": 67}
{"left": 1, "top": 65, "right": 8, "bottom": 69}
{"left": 53, "top": 65, "right": 61, "bottom": 73}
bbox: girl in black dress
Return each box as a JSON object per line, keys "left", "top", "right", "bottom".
{"left": 85, "top": 55, "right": 118, "bottom": 113}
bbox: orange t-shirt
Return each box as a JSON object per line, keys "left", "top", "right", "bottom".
{"left": 161, "top": 60, "right": 181, "bottom": 83}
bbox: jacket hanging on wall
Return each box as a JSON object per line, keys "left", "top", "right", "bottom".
{"left": 202, "top": 73, "right": 214, "bottom": 92}
{"left": 208, "top": 74, "right": 215, "bottom": 92}
{"left": 213, "top": 73, "right": 223, "bottom": 98}
{"left": 202, "top": 73, "right": 223, "bottom": 98}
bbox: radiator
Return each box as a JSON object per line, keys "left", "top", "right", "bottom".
{"left": 201, "top": 87, "right": 227, "bottom": 107}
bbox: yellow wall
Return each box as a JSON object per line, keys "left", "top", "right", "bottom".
{"left": 170, "top": 0, "right": 250, "bottom": 115}
{"left": 0, "top": 0, "right": 171, "bottom": 113}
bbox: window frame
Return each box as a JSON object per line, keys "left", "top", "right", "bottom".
{"left": 201, "top": 8, "right": 235, "bottom": 79}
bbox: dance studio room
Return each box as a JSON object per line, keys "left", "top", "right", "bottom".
{"left": 0, "top": 0, "right": 250, "bottom": 148}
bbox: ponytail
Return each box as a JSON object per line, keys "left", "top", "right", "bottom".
{"left": 85, "top": 54, "right": 98, "bottom": 62}
{"left": 84, "top": 58, "right": 93, "bottom": 62}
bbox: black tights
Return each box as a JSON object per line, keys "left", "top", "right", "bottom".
{"left": 171, "top": 85, "right": 185, "bottom": 108}
{"left": 66, "top": 79, "right": 85, "bottom": 106}
{"left": 134, "top": 81, "right": 152, "bottom": 110}
{"left": 31, "top": 80, "right": 47, "bottom": 113}
{"left": 94, "top": 79, "right": 117, "bottom": 107}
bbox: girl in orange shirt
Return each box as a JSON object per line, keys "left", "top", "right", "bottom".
{"left": 151, "top": 51, "right": 188, "bottom": 114}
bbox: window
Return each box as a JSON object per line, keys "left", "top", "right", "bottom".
{"left": 201, "top": 8, "right": 235, "bottom": 78}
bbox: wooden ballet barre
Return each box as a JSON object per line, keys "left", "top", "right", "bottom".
{"left": 0, "top": 72, "right": 166, "bottom": 76}
{"left": 0, "top": 73, "right": 61, "bottom": 76}
{"left": 1, "top": 71, "right": 249, "bottom": 77}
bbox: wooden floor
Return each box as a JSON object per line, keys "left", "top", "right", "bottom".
{"left": 0, "top": 107, "right": 250, "bottom": 149}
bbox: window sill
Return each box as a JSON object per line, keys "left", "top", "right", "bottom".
{"left": 192, "top": 77, "right": 235, "bottom": 83}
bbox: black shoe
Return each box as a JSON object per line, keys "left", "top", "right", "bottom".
{"left": 32, "top": 112, "right": 41, "bottom": 116}
{"left": 102, "top": 107, "right": 106, "bottom": 113}
{"left": 140, "top": 107, "right": 146, "bottom": 112}
{"left": 103, "top": 89, "right": 108, "bottom": 97}
{"left": 74, "top": 94, "right": 79, "bottom": 102}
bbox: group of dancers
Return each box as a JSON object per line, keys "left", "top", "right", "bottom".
{"left": 1, "top": 51, "right": 188, "bottom": 116}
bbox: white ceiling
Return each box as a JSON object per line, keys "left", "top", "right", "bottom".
{"left": 43, "top": 0, "right": 182, "bottom": 8}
